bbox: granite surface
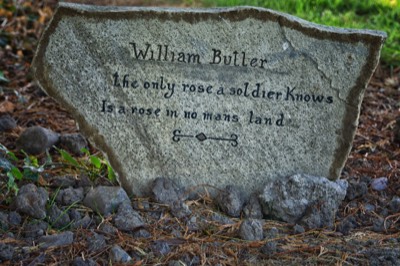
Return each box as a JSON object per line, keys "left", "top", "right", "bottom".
{"left": 32, "top": 3, "right": 386, "bottom": 196}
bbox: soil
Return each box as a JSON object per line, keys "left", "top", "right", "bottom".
{"left": 0, "top": 1, "right": 399, "bottom": 265}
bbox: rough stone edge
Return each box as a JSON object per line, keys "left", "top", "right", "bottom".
{"left": 31, "top": 3, "right": 387, "bottom": 196}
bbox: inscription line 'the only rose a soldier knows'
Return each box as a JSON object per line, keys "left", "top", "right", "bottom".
{"left": 129, "top": 42, "right": 269, "bottom": 68}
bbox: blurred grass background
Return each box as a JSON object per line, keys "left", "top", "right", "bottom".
{"left": 199, "top": 0, "right": 399, "bottom": 66}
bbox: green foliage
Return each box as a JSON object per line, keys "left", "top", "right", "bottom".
{"left": 0, "top": 143, "right": 117, "bottom": 195}
{"left": 1, "top": 144, "right": 47, "bottom": 194}
{"left": 57, "top": 147, "right": 116, "bottom": 182}
{"left": 0, "top": 144, "right": 23, "bottom": 194}
{"left": 202, "top": 0, "right": 400, "bottom": 66}
{"left": 0, "top": 71, "right": 9, "bottom": 83}
{"left": 57, "top": 148, "right": 79, "bottom": 168}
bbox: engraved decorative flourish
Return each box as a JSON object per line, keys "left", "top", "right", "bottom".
{"left": 172, "top": 130, "right": 238, "bottom": 147}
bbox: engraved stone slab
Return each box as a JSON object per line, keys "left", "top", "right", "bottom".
{"left": 32, "top": 3, "right": 386, "bottom": 196}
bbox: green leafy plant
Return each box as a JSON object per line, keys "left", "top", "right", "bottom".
{"left": 56, "top": 147, "right": 116, "bottom": 182}
{"left": 0, "top": 71, "right": 9, "bottom": 83}
{"left": 82, "top": 147, "right": 116, "bottom": 182}
{"left": 0, "top": 144, "right": 23, "bottom": 194}
{"left": 0, "top": 143, "right": 116, "bottom": 196}
{"left": 1, "top": 144, "right": 48, "bottom": 194}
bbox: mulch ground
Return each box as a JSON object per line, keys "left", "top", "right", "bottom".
{"left": 0, "top": 1, "right": 399, "bottom": 265}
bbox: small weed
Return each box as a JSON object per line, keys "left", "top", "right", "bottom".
{"left": 56, "top": 147, "right": 116, "bottom": 182}
{"left": 1, "top": 144, "right": 23, "bottom": 195}
{"left": 0, "top": 143, "right": 116, "bottom": 196}
{"left": 0, "top": 144, "right": 50, "bottom": 195}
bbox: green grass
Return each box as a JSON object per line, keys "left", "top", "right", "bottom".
{"left": 202, "top": 0, "right": 400, "bottom": 66}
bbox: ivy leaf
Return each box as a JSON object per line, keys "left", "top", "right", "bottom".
{"left": 80, "top": 147, "right": 90, "bottom": 156}
{"left": 0, "top": 143, "right": 18, "bottom": 161}
{"left": 10, "top": 166, "right": 23, "bottom": 180}
{"left": 6, "top": 172, "right": 18, "bottom": 194}
{"left": 90, "top": 155, "right": 102, "bottom": 169}
{"left": 107, "top": 162, "right": 116, "bottom": 182}
{"left": 58, "top": 149, "right": 79, "bottom": 167}
{"left": 0, "top": 71, "right": 9, "bottom": 83}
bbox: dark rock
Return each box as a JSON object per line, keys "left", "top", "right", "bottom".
{"left": 49, "top": 175, "right": 77, "bottom": 188}
{"left": 186, "top": 215, "right": 201, "bottom": 232}
{"left": 389, "top": 196, "right": 400, "bottom": 213}
{"left": 260, "top": 174, "right": 347, "bottom": 228}
{"left": 87, "top": 231, "right": 107, "bottom": 252}
{"left": 151, "top": 177, "right": 186, "bottom": 205}
{"left": 99, "top": 223, "right": 118, "bottom": 235}
{"left": 372, "top": 217, "right": 387, "bottom": 232}
{"left": 216, "top": 185, "right": 244, "bottom": 217}
{"left": 371, "top": 177, "right": 388, "bottom": 191}
{"left": 364, "top": 203, "right": 375, "bottom": 213}
{"left": 243, "top": 194, "right": 263, "bottom": 219}
{"left": 83, "top": 186, "right": 130, "bottom": 216}
{"left": 59, "top": 133, "right": 88, "bottom": 155}
{"left": 363, "top": 248, "right": 400, "bottom": 266}
{"left": 16, "top": 126, "right": 59, "bottom": 154}
{"left": 71, "top": 215, "right": 92, "bottom": 229}
{"left": 210, "top": 213, "right": 234, "bottom": 225}
{"left": 293, "top": 224, "right": 305, "bottom": 234}
{"left": 337, "top": 216, "right": 357, "bottom": 235}
{"left": 8, "top": 211, "right": 21, "bottom": 226}
{"left": 12, "top": 183, "right": 48, "bottom": 219}
{"left": 0, "top": 114, "right": 17, "bottom": 132}
{"left": 300, "top": 202, "right": 336, "bottom": 229}
{"left": 47, "top": 205, "right": 71, "bottom": 229}
{"left": 77, "top": 174, "right": 94, "bottom": 187}
{"left": 113, "top": 203, "right": 145, "bottom": 231}
{"left": 68, "top": 209, "right": 82, "bottom": 221}
{"left": 148, "top": 210, "right": 163, "bottom": 220}
{"left": 265, "top": 227, "right": 279, "bottom": 239}
{"left": 109, "top": 245, "right": 132, "bottom": 263}
{"left": 133, "top": 229, "right": 151, "bottom": 238}
{"left": 260, "top": 242, "right": 277, "bottom": 255}
{"left": 170, "top": 201, "right": 191, "bottom": 218}
{"left": 361, "top": 176, "right": 372, "bottom": 184}
{"left": 0, "top": 243, "right": 14, "bottom": 261}
{"left": 56, "top": 187, "right": 84, "bottom": 205}
{"left": 38, "top": 231, "right": 74, "bottom": 249}
{"left": 379, "top": 207, "right": 389, "bottom": 218}
{"left": 238, "top": 219, "right": 264, "bottom": 241}
{"left": 151, "top": 241, "right": 171, "bottom": 256}
{"left": 366, "top": 239, "right": 378, "bottom": 246}
{"left": 346, "top": 180, "right": 368, "bottom": 200}
{"left": 0, "top": 212, "right": 8, "bottom": 231}
{"left": 73, "top": 257, "right": 97, "bottom": 266}
{"left": 23, "top": 221, "right": 48, "bottom": 238}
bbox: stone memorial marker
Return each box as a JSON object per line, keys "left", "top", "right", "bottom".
{"left": 32, "top": 3, "right": 386, "bottom": 196}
